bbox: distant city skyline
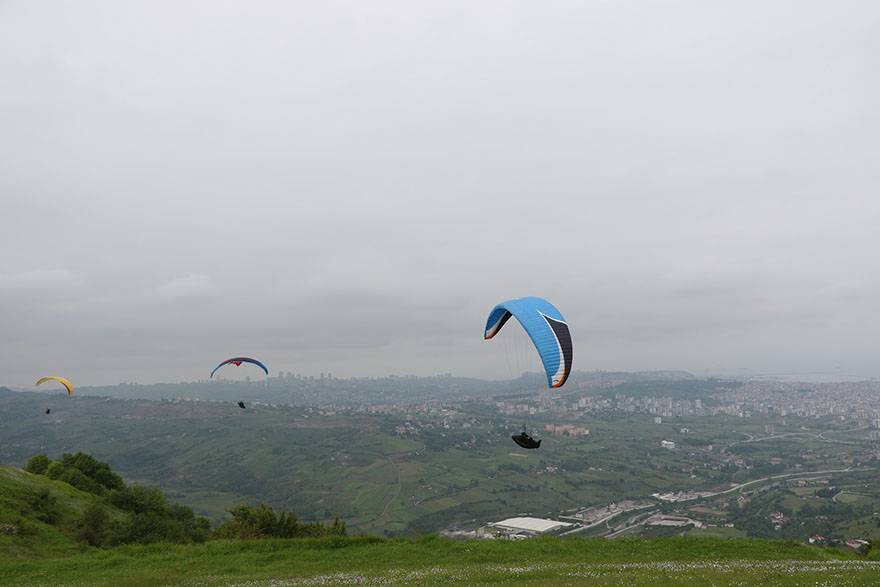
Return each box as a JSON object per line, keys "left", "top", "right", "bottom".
{"left": 2, "top": 1, "right": 878, "bottom": 386}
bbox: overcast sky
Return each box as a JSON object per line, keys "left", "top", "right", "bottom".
{"left": 1, "top": 1, "right": 878, "bottom": 387}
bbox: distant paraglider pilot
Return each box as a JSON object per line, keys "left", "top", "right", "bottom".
{"left": 237, "top": 401, "right": 246, "bottom": 409}
{"left": 512, "top": 426, "right": 541, "bottom": 449}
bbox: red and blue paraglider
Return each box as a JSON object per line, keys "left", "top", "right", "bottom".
{"left": 210, "top": 357, "right": 268, "bottom": 410}
{"left": 210, "top": 357, "right": 269, "bottom": 379}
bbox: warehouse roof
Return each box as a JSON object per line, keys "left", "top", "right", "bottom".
{"left": 489, "top": 517, "right": 572, "bottom": 533}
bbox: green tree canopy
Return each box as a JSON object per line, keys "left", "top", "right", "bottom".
{"left": 24, "top": 454, "right": 50, "bottom": 475}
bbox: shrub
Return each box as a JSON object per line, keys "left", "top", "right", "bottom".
{"left": 19, "top": 453, "right": 248, "bottom": 547}
{"left": 25, "top": 454, "right": 50, "bottom": 475}
{"left": 106, "top": 485, "right": 210, "bottom": 544}
{"left": 77, "top": 504, "right": 111, "bottom": 547}
{"left": 214, "top": 504, "right": 346, "bottom": 539}
{"left": 23, "top": 488, "right": 61, "bottom": 525}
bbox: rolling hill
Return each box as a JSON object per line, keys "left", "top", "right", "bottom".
{"left": 2, "top": 455, "right": 877, "bottom": 585}
{"left": 0, "top": 465, "right": 121, "bottom": 558}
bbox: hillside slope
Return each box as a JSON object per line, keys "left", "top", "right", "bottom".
{"left": 0, "top": 465, "right": 124, "bottom": 558}
{"left": 2, "top": 465, "right": 878, "bottom": 586}
{"left": 1, "top": 535, "right": 878, "bottom": 586}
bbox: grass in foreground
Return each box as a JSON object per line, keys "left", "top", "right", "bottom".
{"left": 2, "top": 536, "right": 879, "bottom": 586}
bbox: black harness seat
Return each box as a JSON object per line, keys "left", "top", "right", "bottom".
{"left": 511, "top": 432, "right": 541, "bottom": 449}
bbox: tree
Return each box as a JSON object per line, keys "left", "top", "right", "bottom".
{"left": 25, "top": 454, "right": 50, "bottom": 475}
{"left": 60, "top": 453, "right": 124, "bottom": 491}
{"left": 46, "top": 462, "right": 104, "bottom": 495}
{"left": 42, "top": 453, "right": 124, "bottom": 495}
{"left": 77, "top": 504, "right": 110, "bottom": 547}
{"left": 108, "top": 486, "right": 166, "bottom": 514}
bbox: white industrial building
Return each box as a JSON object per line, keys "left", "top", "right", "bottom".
{"left": 480, "top": 517, "right": 574, "bottom": 538}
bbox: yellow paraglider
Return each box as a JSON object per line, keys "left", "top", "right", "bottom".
{"left": 35, "top": 376, "right": 74, "bottom": 396}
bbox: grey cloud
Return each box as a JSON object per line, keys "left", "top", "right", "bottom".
{"left": 0, "top": 269, "right": 83, "bottom": 298}
{"left": 1, "top": 0, "right": 878, "bottom": 385}
{"left": 148, "top": 274, "right": 217, "bottom": 302}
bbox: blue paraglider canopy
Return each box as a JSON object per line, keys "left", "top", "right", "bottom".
{"left": 484, "top": 296, "right": 572, "bottom": 389}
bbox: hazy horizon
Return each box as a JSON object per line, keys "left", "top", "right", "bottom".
{"left": 5, "top": 366, "right": 878, "bottom": 394}
{"left": 2, "top": 1, "right": 878, "bottom": 387}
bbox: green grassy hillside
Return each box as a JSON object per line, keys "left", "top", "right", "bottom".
{"left": 3, "top": 465, "right": 878, "bottom": 586}
{"left": 1, "top": 535, "right": 878, "bottom": 586}
{"left": 0, "top": 465, "right": 124, "bottom": 558}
